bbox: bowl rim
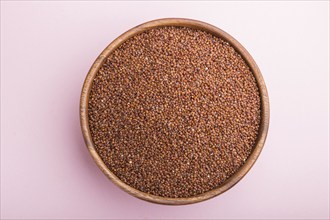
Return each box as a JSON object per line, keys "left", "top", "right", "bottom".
{"left": 80, "top": 18, "right": 270, "bottom": 205}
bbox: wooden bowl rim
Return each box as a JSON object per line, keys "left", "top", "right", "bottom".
{"left": 80, "top": 18, "right": 270, "bottom": 205}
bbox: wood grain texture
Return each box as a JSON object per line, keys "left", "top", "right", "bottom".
{"left": 80, "top": 18, "right": 270, "bottom": 205}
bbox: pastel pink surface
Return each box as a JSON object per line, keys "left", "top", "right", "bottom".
{"left": 1, "top": 1, "right": 329, "bottom": 219}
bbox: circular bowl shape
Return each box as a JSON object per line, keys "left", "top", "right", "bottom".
{"left": 80, "top": 18, "right": 269, "bottom": 205}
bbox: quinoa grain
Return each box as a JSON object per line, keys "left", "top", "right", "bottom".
{"left": 88, "top": 26, "right": 261, "bottom": 198}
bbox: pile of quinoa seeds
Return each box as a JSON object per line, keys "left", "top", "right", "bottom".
{"left": 88, "top": 26, "right": 261, "bottom": 198}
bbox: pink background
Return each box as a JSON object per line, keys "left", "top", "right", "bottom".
{"left": 1, "top": 1, "right": 329, "bottom": 219}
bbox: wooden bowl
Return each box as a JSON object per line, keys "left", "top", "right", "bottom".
{"left": 80, "top": 18, "right": 270, "bottom": 205}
